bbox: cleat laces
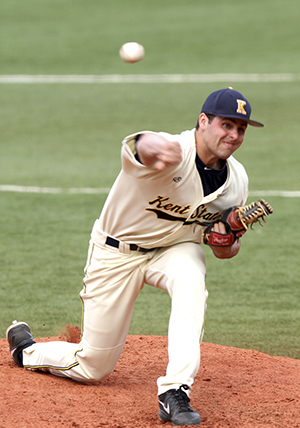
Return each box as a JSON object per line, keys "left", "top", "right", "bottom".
{"left": 171, "top": 384, "right": 193, "bottom": 413}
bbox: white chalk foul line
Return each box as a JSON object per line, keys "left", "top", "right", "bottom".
{"left": 0, "top": 74, "right": 300, "bottom": 84}
{"left": 0, "top": 185, "right": 111, "bottom": 194}
{"left": 0, "top": 185, "right": 299, "bottom": 197}
{"left": 248, "top": 190, "right": 300, "bottom": 198}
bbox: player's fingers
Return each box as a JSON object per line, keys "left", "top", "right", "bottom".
{"left": 219, "top": 222, "right": 227, "bottom": 233}
{"left": 211, "top": 223, "right": 218, "bottom": 233}
{"left": 154, "top": 156, "right": 179, "bottom": 170}
{"left": 167, "top": 142, "right": 182, "bottom": 163}
{"left": 154, "top": 159, "right": 168, "bottom": 170}
{"left": 157, "top": 147, "right": 182, "bottom": 167}
{"left": 212, "top": 222, "right": 226, "bottom": 233}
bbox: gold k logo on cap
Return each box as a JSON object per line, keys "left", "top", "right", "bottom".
{"left": 236, "top": 99, "right": 247, "bottom": 115}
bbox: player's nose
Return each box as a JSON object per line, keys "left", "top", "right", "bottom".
{"left": 229, "top": 127, "right": 239, "bottom": 141}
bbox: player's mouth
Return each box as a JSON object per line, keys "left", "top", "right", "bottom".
{"left": 222, "top": 140, "right": 236, "bottom": 148}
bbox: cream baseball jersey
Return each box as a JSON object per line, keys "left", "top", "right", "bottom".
{"left": 92, "top": 129, "right": 248, "bottom": 248}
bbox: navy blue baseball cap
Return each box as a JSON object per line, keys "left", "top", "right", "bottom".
{"left": 201, "top": 87, "right": 264, "bottom": 127}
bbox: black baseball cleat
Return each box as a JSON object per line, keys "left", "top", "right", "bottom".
{"left": 6, "top": 320, "right": 36, "bottom": 367}
{"left": 158, "top": 384, "right": 201, "bottom": 426}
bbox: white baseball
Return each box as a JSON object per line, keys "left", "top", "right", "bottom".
{"left": 119, "top": 42, "right": 145, "bottom": 63}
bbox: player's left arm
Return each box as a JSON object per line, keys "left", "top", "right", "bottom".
{"left": 204, "top": 199, "right": 273, "bottom": 259}
{"left": 209, "top": 222, "right": 241, "bottom": 259}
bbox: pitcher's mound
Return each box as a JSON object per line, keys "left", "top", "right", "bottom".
{"left": 1, "top": 332, "right": 299, "bottom": 427}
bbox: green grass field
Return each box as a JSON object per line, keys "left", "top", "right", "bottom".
{"left": 0, "top": 0, "right": 299, "bottom": 360}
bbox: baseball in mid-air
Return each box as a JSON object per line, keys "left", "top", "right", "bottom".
{"left": 119, "top": 42, "right": 145, "bottom": 63}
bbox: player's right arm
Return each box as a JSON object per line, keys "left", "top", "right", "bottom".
{"left": 135, "top": 133, "right": 182, "bottom": 171}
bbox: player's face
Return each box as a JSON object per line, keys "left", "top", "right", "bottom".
{"left": 196, "top": 114, "right": 247, "bottom": 167}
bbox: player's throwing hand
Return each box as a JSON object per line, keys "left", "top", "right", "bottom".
{"left": 136, "top": 134, "right": 182, "bottom": 170}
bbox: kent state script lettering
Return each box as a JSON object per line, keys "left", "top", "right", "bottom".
{"left": 146, "top": 196, "right": 222, "bottom": 224}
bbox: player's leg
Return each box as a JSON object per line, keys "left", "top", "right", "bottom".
{"left": 21, "top": 241, "right": 147, "bottom": 382}
{"left": 144, "top": 242, "right": 208, "bottom": 394}
{"left": 144, "top": 242, "right": 206, "bottom": 425}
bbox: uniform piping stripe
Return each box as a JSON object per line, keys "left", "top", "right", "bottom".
{"left": 24, "top": 346, "right": 83, "bottom": 371}
{"left": 24, "top": 361, "right": 79, "bottom": 371}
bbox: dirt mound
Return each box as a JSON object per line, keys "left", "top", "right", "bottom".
{"left": 1, "top": 329, "right": 299, "bottom": 427}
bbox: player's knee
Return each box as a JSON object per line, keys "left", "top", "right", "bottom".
{"left": 76, "top": 344, "right": 122, "bottom": 382}
{"left": 83, "top": 366, "right": 114, "bottom": 383}
{"left": 78, "top": 360, "right": 116, "bottom": 383}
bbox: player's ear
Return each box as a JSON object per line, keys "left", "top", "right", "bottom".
{"left": 198, "top": 113, "right": 209, "bottom": 130}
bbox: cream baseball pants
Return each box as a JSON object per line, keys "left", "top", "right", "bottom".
{"left": 23, "top": 239, "right": 208, "bottom": 395}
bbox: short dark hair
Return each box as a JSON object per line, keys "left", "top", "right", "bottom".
{"left": 195, "top": 113, "right": 216, "bottom": 130}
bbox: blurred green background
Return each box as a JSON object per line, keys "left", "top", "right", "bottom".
{"left": 0, "top": 0, "right": 299, "bottom": 359}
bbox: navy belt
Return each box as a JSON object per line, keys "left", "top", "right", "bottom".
{"left": 105, "top": 236, "right": 154, "bottom": 252}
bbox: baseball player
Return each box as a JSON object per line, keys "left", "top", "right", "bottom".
{"left": 7, "top": 88, "right": 264, "bottom": 426}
